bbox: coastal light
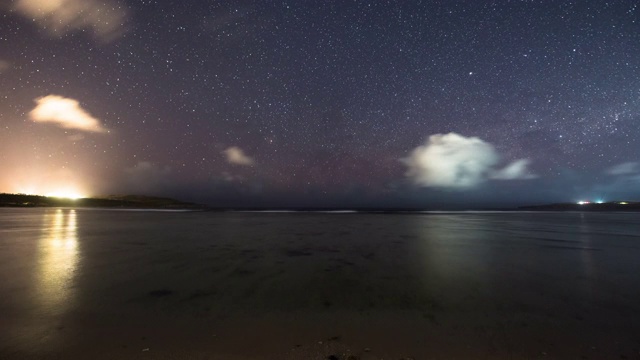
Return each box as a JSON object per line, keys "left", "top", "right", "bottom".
{"left": 14, "top": 177, "right": 88, "bottom": 200}
{"left": 45, "top": 190, "right": 84, "bottom": 200}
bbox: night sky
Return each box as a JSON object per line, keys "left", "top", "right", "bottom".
{"left": 1, "top": 0, "right": 639, "bottom": 209}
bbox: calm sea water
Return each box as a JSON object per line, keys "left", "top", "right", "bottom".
{"left": 1, "top": 208, "right": 639, "bottom": 359}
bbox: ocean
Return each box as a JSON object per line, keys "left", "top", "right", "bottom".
{"left": 1, "top": 208, "right": 639, "bottom": 359}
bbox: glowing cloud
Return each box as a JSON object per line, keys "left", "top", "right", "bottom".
{"left": 14, "top": 0, "right": 129, "bottom": 41}
{"left": 402, "top": 132, "right": 536, "bottom": 189}
{"left": 29, "top": 95, "right": 108, "bottom": 133}
{"left": 224, "top": 146, "right": 254, "bottom": 166}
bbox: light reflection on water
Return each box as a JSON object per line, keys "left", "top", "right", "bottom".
{"left": 578, "top": 213, "right": 595, "bottom": 298}
{"left": 0, "top": 210, "right": 638, "bottom": 358}
{"left": 36, "top": 209, "right": 78, "bottom": 315}
{"left": 417, "top": 215, "right": 492, "bottom": 278}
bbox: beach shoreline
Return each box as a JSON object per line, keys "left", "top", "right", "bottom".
{"left": 1, "top": 209, "right": 639, "bottom": 359}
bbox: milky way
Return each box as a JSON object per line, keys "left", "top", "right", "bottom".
{"left": 1, "top": 1, "right": 639, "bottom": 208}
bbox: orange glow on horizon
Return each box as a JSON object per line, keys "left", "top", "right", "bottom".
{"left": 45, "top": 190, "right": 85, "bottom": 200}
{"left": 14, "top": 184, "right": 87, "bottom": 200}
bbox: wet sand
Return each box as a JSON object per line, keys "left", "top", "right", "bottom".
{"left": 1, "top": 208, "right": 639, "bottom": 359}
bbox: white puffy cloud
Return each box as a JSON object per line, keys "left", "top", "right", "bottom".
{"left": 402, "top": 132, "right": 536, "bottom": 189}
{"left": 490, "top": 159, "right": 538, "bottom": 180}
{"left": 403, "top": 133, "right": 497, "bottom": 188}
{"left": 606, "top": 162, "right": 639, "bottom": 176}
{"left": 14, "top": 0, "right": 128, "bottom": 42}
{"left": 29, "top": 95, "right": 108, "bottom": 133}
{"left": 223, "top": 146, "right": 254, "bottom": 166}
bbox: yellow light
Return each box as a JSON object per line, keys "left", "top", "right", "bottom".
{"left": 45, "top": 190, "right": 84, "bottom": 200}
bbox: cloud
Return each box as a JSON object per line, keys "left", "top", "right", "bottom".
{"left": 67, "top": 134, "right": 85, "bottom": 142}
{"left": 29, "top": 95, "right": 108, "bottom": 133}
{"left": 221, "top": 171, "right": 246, "bottom": 182}
{"left": 124, "top": 161, "right": 172, "bottom": 194}
{"left": 490, "top": 159, "right": 538, "bottom": 180}
{"left": 14, "top": 0, "right": 129, "bottom": 42}
{"left": 606, "top": 161, "right": 639, "bottom": 176}
{"left": 224, "top": 146, "right": 254, "bottom": 166}
{"left": 402, "top": 132, "right": 536, "bottom": 189}
{"left": 0, "top": 60, "right": 10, "bottom": 73}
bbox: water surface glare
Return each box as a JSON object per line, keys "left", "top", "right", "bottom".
{"left": 1, "top": 208, "right": 639, "bottom": 359}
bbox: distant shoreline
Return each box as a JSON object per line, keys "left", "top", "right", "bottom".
{"left": 518, "top": 202, "right": 640, "bottom": 212}
{"left": 2, "top": 193, "right": 640, "bottom": 212}
{"left": 0, "top": 193, "right": 206, "bottom": 210}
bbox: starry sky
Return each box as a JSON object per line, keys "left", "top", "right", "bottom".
{"left": 1, "top": 0, "right": 639, "bottom": 209}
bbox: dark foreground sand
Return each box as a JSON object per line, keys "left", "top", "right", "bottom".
{"left": 1, "top": 208, "right": 639, "bottom": 359}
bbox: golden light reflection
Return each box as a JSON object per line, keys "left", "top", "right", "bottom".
{"left": 36, "top": 209, "right": 79, "bottom": 314}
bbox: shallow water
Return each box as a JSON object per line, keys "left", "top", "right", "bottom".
{"left": 1, "top": 208, "right": 639, "bottom": 359}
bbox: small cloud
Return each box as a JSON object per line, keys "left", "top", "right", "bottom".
{"left": 402, "top": 132, "right": 536, "bottom": 189}
{"left": 606, "top": 161, "right": 639, "bottom": 176}
{"left": 67, "top": 134, "right": 85, "bottom": 142}
{"left": 124, "top": 161, "right": 172, "bottom": 193}
{"left": 14, "top": 0, "right": 129, "bottom": 42}
{"left": 125, "top": 161, "right": 171, "bottom": 177}
{"left": 0, "top": 60, "right": 10, "bottom": 73}
{"left": 221, "top": 171, "right": 245, "bottom": 182}
{"left": 491, "top": 159, "right": 538, "bottom": 180}
{"left": 29, "top": 95, "right": 108, "bottom": 133}
{"left": 224, "top": 146, "right": 254, "bottom": 166}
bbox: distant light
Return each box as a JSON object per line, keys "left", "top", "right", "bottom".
{"left": 596, "top": 200, "right": 604, "bottom": 204}
{"left": 577, "top": 201, "right": 590, "bottom": 205}
{"left": 620, "top": 202, "right": 628, "bottom": 205}
{"left": 46, "top": 191, "right": 83, "bottom": 200}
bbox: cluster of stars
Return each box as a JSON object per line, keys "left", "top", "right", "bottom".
{"left": 0, "top": 0, "right": 639, "bottom": 206}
